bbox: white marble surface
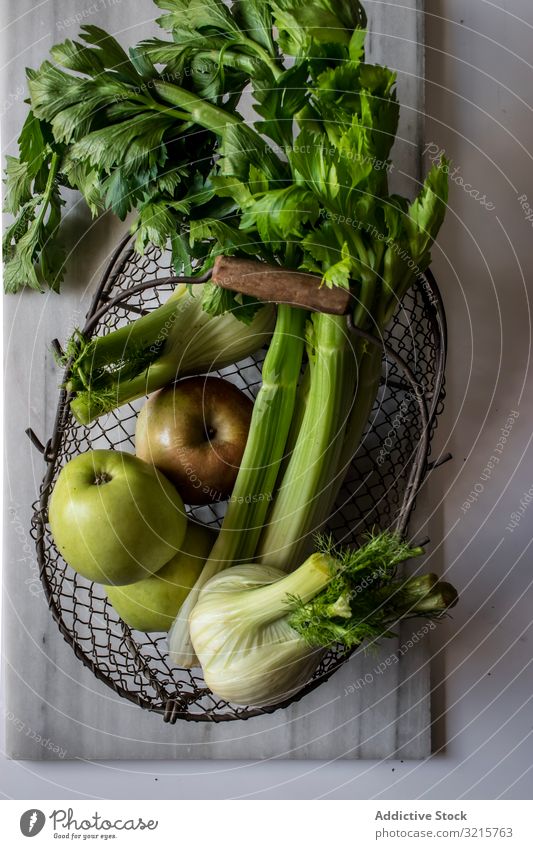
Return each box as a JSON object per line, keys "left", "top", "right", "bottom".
{"left": 2, "top": 0, "right": 531, "bottom": 798}
{"left": 1, "top": 0, "right": 433, "bottom": 762}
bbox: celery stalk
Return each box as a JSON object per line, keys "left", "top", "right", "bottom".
{"left": 256, "top": 312, "right": 358, "bottom": 570}
{"left": 169, "top": 304, "right": 307, "bottom": 667}
{"left": 333, "top": 344, "right": 383, "bottom": 499}
{"left": 303, "top": 345, "right": 383, "bottom": 553}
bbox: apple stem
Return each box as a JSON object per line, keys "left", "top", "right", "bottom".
{"left": 204, "top": 425, "right": 216, "bottom": 441}
{"left": 94, "top": 472, "right": 112, "bottom": 486}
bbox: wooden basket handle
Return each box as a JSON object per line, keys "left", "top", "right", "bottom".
{"left": 211, "top": 256, "right": 351, "bottom": 315}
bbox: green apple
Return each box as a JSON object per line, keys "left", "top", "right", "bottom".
{"left": 49, "top": 449, "right": 187, "bottom": 585}
{"left": 105, "top": 522, "right": 216, "bottom": 632}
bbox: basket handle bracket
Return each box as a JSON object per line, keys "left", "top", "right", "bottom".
{"left": 426, "top": 452, "right": 453, "bottom": 471}
{"left": 26, "top": 428, "right": 53, "bottom": 462}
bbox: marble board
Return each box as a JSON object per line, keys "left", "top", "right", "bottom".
{"left": 2, "top": 0, "right": 434, "bottom": 760}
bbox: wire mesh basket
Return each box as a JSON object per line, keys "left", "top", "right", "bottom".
{"left": 29, "top": 235, "right": 447, "bottom": 724}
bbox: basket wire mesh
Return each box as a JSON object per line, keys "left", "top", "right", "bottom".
{"left": 29, "top": 236, "right": 447, "bottom": 723}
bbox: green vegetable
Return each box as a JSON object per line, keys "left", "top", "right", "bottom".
{"left": 242, "top": 65, "right": 448, "bottom": 569}
{"left": 256, "top": 312, "right": 356, "bottom": 569}
{"left": 189, "top": 532, "right": 458, "bottom": 706}
{"left": 3, "top": 1, "right": 379, "bottom": 294}
{"left": 3, "top": 17, "right": 279, "bottom": 292}
{"left": 3, "top": 114, "right": 65, "bottom": 292}
{"left": 67, "top": 283, "right": 276, "bottom": 424}
{"left": 169, "top": 303, "right": 306, "bottom": 666}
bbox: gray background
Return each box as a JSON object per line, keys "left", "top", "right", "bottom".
{"left": 1, "top": 0, "right": 532, "bottom": 798}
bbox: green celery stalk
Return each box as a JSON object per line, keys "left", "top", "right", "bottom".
{"left": 169, "top": 303, "right": 307, "bottom": 667}
{"left": 256, "top": 312, "right": 357, "bottom": 570}
{"left": 152, "top": 80, "right": 241, "bottom": 131}
{"left": 327, "top": 342, "right": 383, "bottom": 504}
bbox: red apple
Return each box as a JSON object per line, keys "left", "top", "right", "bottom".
{"left": 135, "top": 377, "right": 253, "bottom": 505}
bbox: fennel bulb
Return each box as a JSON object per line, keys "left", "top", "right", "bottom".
{"left": 67, "top": 284, "right": 276, "bottom": 424}
{"left": 189, "top": 533, "right": 458, "bottom": 707}
{"left": 190, "top": 561, "right": 326, "bottom": 707}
